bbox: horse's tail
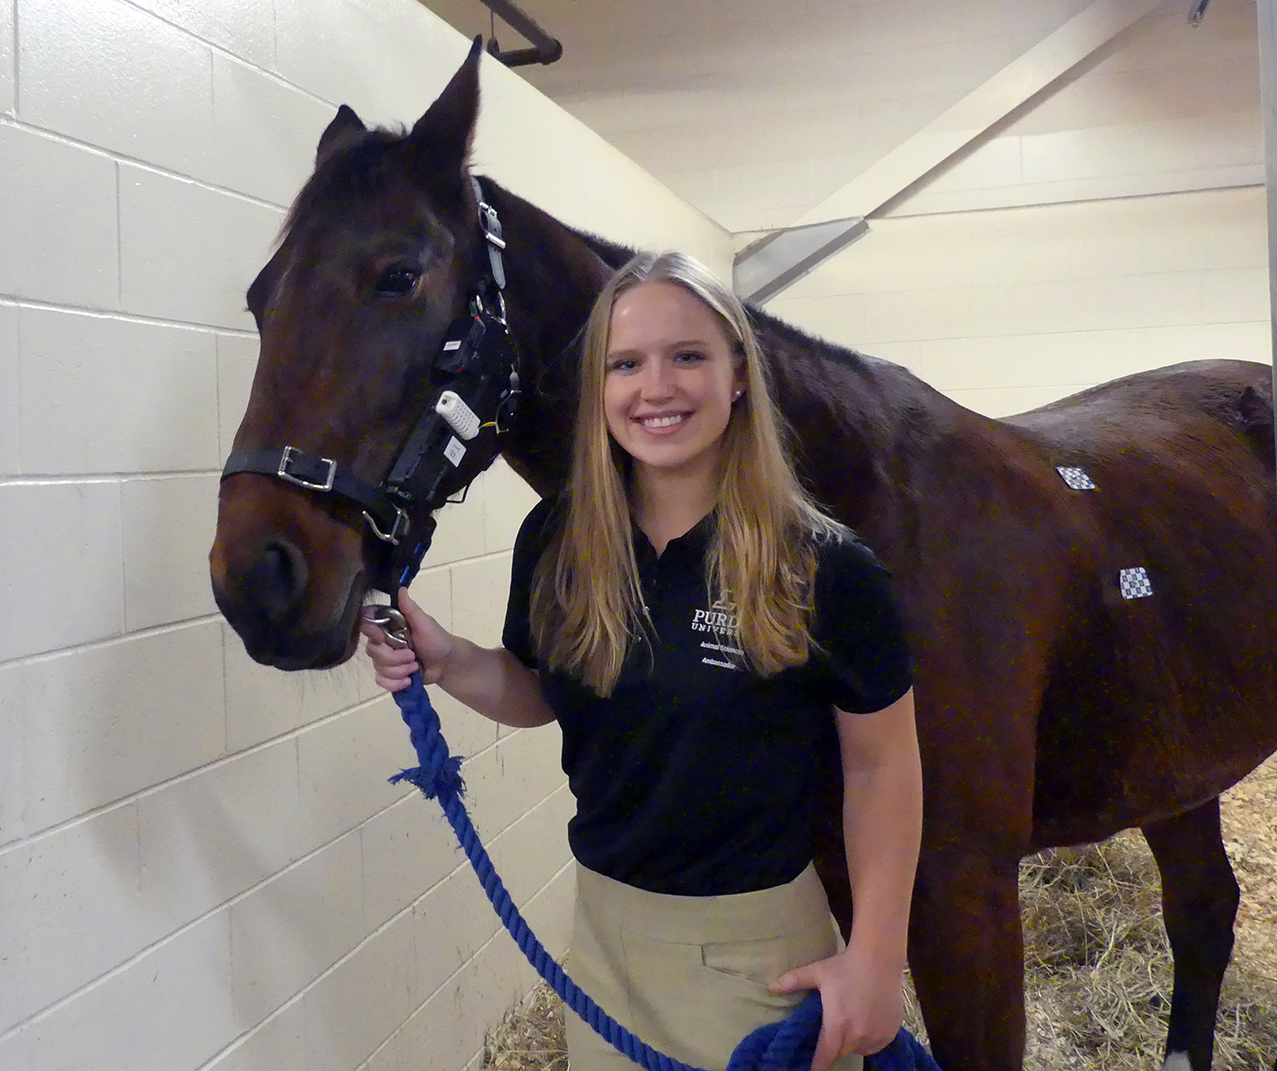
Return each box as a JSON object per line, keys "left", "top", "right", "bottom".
{"left": 1236, "top": 383, "right": 1276, "bottom": 473}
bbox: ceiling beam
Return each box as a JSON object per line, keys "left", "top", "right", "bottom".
{"left": 735, "top": 0, "right": 1166, "bottom": 304}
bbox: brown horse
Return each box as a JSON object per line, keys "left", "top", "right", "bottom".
{"left": 210, "top": 46, "right": 1277, "bottom": 1071}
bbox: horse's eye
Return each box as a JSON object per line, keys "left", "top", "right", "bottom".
{"left": 376, "top": 267, "right": 420, "bottom": 296}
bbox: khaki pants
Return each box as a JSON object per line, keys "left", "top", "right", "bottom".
{"left": 564, "top": 862, "right": 864, "bottom": 1071}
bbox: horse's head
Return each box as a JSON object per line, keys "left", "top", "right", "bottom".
{"left": 211, "top": 43, "right": 509, "bottom": 669}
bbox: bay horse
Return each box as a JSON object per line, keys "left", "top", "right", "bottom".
{"left": 210, "top": 45, "right": 1277, "bottom": 1071}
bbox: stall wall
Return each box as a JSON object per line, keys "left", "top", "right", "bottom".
{"left": 766, "top": 0, "right": 1271, "bottom": 416}
{"left": 0, "top": 3, "right": 729, "bottom": 1071}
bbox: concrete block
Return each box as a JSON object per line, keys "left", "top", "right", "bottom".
{"left": 412, "top": 864, "right": 503, "bottom": 1001}
{"left": 0, "top": 125, "right": 118, "bottom": 308}
{"left": 14, "top": 621, "right": 225, "bottom": 840}
{"left": 0, "top": 803, "right": 146, "bottom": 1033}
{"left": 450, "top": 553, "right": 513, "bottom": 648}
{"left": 222, "top": 620, "right": 368, "bottom": 752}
{"left": 138, "top": 735, "right": 301, "bottom": 930}
{"left": 0, "top": 662, "right": 25, "bottom": 845}
{"left": 302, "top": 912, "right": 419, "bottom": 1071}
{"left": 19, "top": 0, "right": 214, "bottom": 176}
{"left": 295, "top": 702, "right": 414, "bottom": 854}
{"left": 433, "top": 685, "right": 502, "bottom": 764}
{"left": 0, "top": 303, "right": 17, "bottom": 476}
{"left": 1200, "top": 266, "right": 1272, "bottom": 324}
{"left": 427, "top": 486, "right": 490, "bottom": 566}
{"left": 519, "top": 861, "right": 575, "bottom": 963}
{"left": 462, "top": 724, "right": 566, "bottom": 846}
{"left": 273, "top": 0, "right": 461, "bottom": 126}
{"left": 862, "top": 288, "right": 973, "bottom": 344}
{"left": 19, "top": 307, "right": 219, "bottom": 475}
{"left": 229, "top": 831, "right": 365, "bottom": 1026}
{"left": 130, "top": 0, "right": 276, "bottom": 70}
{"left": 488, "top": 783, "right": 574, "bottom": 907}
{"left": 0, "top": 0, "right": 12, "bottom": 115}
{"left": 1020, "top": 114, "right": 1262, "bottom": 187}
{"left": 216, "top": 332, "right": 260, "bottom": 459}
{"left": 203, "top": 999, "right": 306, "bottom": 1071}
{"left": 404, "top": 555, "right": 454, "bottom": 632}
{"left": 211, "top": 54, "right": 336, "bottom": 206}
{"left": 0, "top": 481, "right": 124, "bottom": 661}
{"left": 119, "top": 163, "right": 282, "bottom": 329}
{"left": 4, "top": 908, "right": 235, "bottom": 1071}
{"left": 481, "top": 460, "right": 540, "bottom": 554}
{"left": 123, "top": 474, "right": 220, "bottom": 630}
{"left": 360, "top": 793, "right": 461, "bottom": 930}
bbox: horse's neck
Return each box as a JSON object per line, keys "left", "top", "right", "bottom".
{"left": 757, "top": 322, "right": 980, "bottom": 558}
{"left": 484, "top": 183, "right": 619, "bottom": 496}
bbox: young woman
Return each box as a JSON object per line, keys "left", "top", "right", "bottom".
{"left": 363, "top": 252, "right": 922, "bottom": 1071}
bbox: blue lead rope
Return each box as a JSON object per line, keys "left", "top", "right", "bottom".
{"left": 389, "top": 672, "right": 941, "bottom": 1071}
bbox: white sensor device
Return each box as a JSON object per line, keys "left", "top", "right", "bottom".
{"left": 436, "top": 390, "right": 482, "bottom": 441}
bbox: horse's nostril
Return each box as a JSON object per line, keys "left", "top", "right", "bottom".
{"left": 249, "top": 541, "right": 309, "bottom": 624}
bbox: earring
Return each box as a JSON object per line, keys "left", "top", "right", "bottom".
{"left": 732, "top": 389, "right": 744, "bottom": 401}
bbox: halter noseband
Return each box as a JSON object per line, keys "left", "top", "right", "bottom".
{"left": 221, "top": 177, "right": 521, "bottom": 596}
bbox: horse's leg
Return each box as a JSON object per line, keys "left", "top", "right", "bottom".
{"left": 1141, "top": 799, "right": 1240, "bottom": 1071}
{"left": 908, "top": 845, "right": 1026, "bottom": 1071}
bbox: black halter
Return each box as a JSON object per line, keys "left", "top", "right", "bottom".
{"left": 221, "top": 177, "right": 520, "bottom": 596}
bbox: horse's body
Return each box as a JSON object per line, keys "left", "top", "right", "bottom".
{"left": 210, "top": 48, "right": 1277, "bottom": 1071}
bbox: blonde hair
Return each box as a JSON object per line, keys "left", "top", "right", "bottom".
{"left": 530, "top": 251, "right": 841, "bottom": 695}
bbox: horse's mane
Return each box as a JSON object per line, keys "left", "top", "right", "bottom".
{"left": 565, "top": 225, "right": 639, "bottom": 271}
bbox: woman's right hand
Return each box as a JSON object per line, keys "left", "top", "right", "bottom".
{"left": 360, "top": 587, "right": 456, "bottom": 692}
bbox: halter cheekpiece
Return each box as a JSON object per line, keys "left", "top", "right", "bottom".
{"left": 220, "top": 177, "right": 520, "bottom": 596}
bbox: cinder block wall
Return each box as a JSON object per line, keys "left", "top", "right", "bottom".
{"left": 0, "top": 3, "right": 729, "bottom": 1070}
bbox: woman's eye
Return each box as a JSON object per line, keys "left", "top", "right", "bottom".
{"left": 375, "top": 267, "right": 420, "bottom": 296}
{"left": 675, "top": 350, "right": 705, "bottom": 363}
{"left": 607, "top": 358, "right": 637, "bottom": 373}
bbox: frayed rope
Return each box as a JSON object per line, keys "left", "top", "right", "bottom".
{"left": 390, "top": 672, "right": 941, "bottom": 1071}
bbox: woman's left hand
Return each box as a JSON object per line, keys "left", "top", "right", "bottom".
{"left": 771, "top": 948, "right": 903, "bottom": 1070}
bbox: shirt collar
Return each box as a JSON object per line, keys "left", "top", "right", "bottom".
{"left": 631, "top": 508, "right": 716, "bottom": 564}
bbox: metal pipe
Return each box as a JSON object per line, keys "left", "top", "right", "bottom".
{"left": 479, "top": 0, "right": 563, "bottom": 66}
{"left": 1259, "top": 0, "right": 1277, "bottom": 449}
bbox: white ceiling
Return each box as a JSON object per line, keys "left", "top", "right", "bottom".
{"left": 418, "top": 0, "right": 1258, "bottom": 237}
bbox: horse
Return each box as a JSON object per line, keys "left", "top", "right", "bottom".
{"left": 209, "top": 44, "right": 1277, "bottom": 1071}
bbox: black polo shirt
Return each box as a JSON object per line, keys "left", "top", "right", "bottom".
{"left": 502, "top": 497, "right": 913, "bottom": 896}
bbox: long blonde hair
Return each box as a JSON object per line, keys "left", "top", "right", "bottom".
{"left": 530, "top": 251, "right": 841, "bottom": 695}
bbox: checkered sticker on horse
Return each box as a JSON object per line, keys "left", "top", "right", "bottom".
{"left": 1056, "top": 466, "right": 1096, "bottom": 490}
{"left": 1119, "top": 567, "right": 1154, "bottom": 600}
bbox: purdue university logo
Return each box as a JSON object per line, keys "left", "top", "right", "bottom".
{"left": 692, "top": 594, "right": 743, "bottom": 670}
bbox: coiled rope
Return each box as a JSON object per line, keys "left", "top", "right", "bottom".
{"left": 389, "top": 672, "right": 941, "bottom": 1071}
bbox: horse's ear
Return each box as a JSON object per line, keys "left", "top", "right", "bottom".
{"left": 316, "top": 104, "right": 367, "bottom": 165}
{"left": 408, "top": 37, "right": 482, "bottom": 179}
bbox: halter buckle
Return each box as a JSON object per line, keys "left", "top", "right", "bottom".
{"left": 363, "top": 505, "right": 410, "bottom": 545}
{"left": 278, "top": 446, "right": 336, "bottom": 492}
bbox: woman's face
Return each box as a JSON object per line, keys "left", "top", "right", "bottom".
{"left": 602, "top": 280, "right": 746, "bottom": 483}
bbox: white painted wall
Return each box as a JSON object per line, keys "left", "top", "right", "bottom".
{"left": 765, "top": 0, "right": 1272, "bottom": 415}
{"left": 0, "top": 2, "right": 729, "bottom": 1071}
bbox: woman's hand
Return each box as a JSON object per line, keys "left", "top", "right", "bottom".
{"left": 771, "top": 948, "right": 904, "bottom": 1070}
{"left": 360, "top": 588, "right": 456, "bottom": 692}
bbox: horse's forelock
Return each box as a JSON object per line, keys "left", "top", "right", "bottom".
{"left": 281, "top": 127, "right": 412, "bottom": 242}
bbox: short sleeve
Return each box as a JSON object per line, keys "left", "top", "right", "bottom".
{"left": 501, "top": 496, "right": 558, "bottom": 668}
{"left": 808, "top": 530, "right": 914, "bottom": 713}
